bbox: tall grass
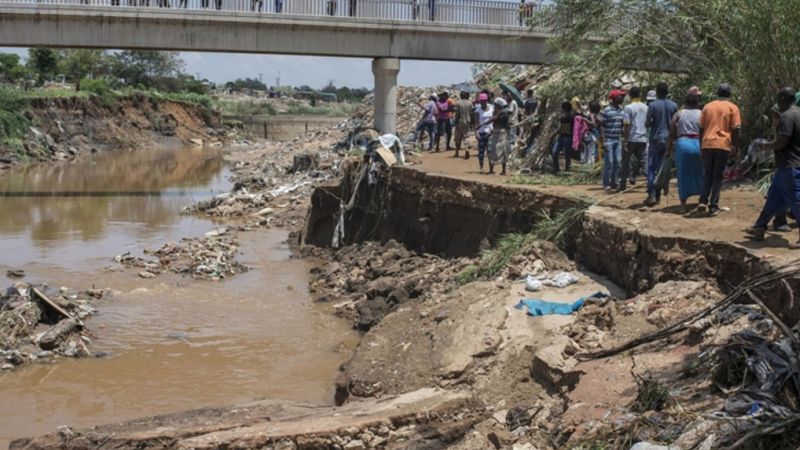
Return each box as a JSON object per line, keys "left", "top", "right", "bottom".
{"left": 456, "top": 205, "right": 587, "bottom": 285}
{"left": 0, "top": 86, "right": 29, "bottom": 141}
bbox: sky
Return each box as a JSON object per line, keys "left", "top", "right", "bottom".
{"left": 1, "top": 47, "right": 474, "bottom": 89}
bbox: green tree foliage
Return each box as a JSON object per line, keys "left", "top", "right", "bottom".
{"left": 0, "top": 86, "right": 29, "bottom": 141}
{"left": 542, "top": 0, "right": 800, "bottom": 139}
{"left": 60, "top": 49, "right": 110, "bottom": 91}
{"left": 0, "top": 53, "right": 30, "bottom": 83}
{"left": 27, "top": 48, "right": 61, "bottom": 85}
{"left": 112, "top": 50, "right": 185, "bottom": 90}
{"left": 224, "top": 77, "right": 268, "bottom": 92}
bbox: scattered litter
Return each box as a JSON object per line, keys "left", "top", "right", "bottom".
{"left": 515, "top": 292, "right": 607, "bottom": 316}
{"left": 524, "top": 272, "right": 579, "bottom": 291}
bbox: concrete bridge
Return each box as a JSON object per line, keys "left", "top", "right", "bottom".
{"left": 0, "top": 0, "right": 557, "bottom": 133}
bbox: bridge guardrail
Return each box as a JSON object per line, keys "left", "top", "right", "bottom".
{"left": 0, "top": 0, "right": 553, "bottom": 29}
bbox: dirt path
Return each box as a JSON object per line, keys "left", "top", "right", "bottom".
{"left": 412, "top": 150, "right": 799, "bottom": 262}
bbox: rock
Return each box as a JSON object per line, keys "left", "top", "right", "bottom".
{"left": 531, "top": 344, "right": 583, "bottom": 390}
{"left": 629, "top": 443, "right": 672, "bottom": 450}
{"left": 343, "top": 439, "right": 366, "bottom": 450}
{"left": 253, "top": 207, "right": 274, "bottom": 216}
{"left": 6, "top": 270, "right": 25, "bottom": 278}
{"left": 204, "top": 228, "right": 228, "bottom": 238}
{"left": 487, "top": 429, "right": 518, "bottom": 448}
{"left": 37, "top": 318, "right": 79, "bottom": 350}
{"left": 1, "top": 363, "right": 13, "bottom": 370}
{"left": 138, "top": 271, "right": 156, "bottom": 279}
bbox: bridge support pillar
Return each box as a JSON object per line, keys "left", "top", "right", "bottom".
{"left": 371, "top": 57, "right": 400, "bottom": 135}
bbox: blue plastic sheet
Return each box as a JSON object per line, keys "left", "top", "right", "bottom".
{"left": 514, "top": 292, "right": 608, "bottom": 316}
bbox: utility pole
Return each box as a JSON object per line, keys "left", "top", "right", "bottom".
{"left": 275, "top": 71, "right": 281, "bottom": 90}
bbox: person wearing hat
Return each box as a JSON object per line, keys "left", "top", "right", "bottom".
{"left": 697, "top": 83, "right": 741, "bottom": 215}
{"left": 746, "top": 87, "right": 800, "bottom": 247}
{"left": 599, "top": 91, "right": 626, "bottom": 190}
{"left": 645, "top": 81, "right": 678, "bottom": 205}
{"left": 646, "top": 90, "right": 657, "bottom": 104}
{"left": 474, "top": 93, "right": 494, "bottom": 173}
{"left": 488, "top": 96, "right": 512, "bottom": 175}
{"left": 413, "top": 95, "right": 438, "bottom": 151}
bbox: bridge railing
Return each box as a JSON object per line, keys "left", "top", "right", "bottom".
{"left": 0, "top": 0, "right": 552, "bottom": 29}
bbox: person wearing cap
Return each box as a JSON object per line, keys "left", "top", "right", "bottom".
{"left": 413, "top": 95, "right": 438, "bottom": 151}
{"left": 645, "top": 82, "right": 678, "bottom": 205}
{"left": 553, "top": 100, "right": 576, "bottom": 173}
{"left": 453, "top": 91, "right": 474, "bottom": 157}
{"left": 646, "top": 90, "right": 657, "bottom": 105}
{"left": 600, "top": 91, "right": 626, "bottom": 190}
{"left": 746, "top": 87, "right": 800, "bottom": 247}
{"left": 488, "top": 96, "right": 512, "bottom": 175}
{"left": 697, "top": 83, "right": 741, "bottom": 215}
{"left": 621, "top": 86, "right": 648, "bottom": 191}
{"left": 474, "top": 93, "right": 494, "bottom": 173}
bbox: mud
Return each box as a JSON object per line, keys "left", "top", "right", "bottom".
{"left": 1, "top": 94, "right": 223, "bottom": 170}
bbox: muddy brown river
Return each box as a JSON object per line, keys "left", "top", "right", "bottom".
{"left": 0, "top": 148, "right": 358, "bottom": 448}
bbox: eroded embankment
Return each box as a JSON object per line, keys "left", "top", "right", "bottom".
{"left": 304, "top": 162, "right": 799, "bottom": 326}
{"left": 1, "top": 93, "right": 222, "bottom": 167}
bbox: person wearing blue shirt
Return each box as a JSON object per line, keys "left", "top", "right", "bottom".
{"left": 645, "top": 82, "right": 678, "bottom": 205}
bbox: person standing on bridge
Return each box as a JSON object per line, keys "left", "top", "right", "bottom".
{"left": 696, "top": 83, "right": 741, "bottom": 216}
{"left": 428, "top": 0, "right": 436, "bottom": 21}
{"left": 474, "top": 93, "right": 494, "bottom": 173}
{"left": 275, "top": 0, "right": 284, "bottom": 13}
{"left": 453, "top": 91, "right": 473, "bottom": 157}
{"left": 746, "top": 87, "right": 800, "bottom": 247}
{"left": 349, "top": 0, "right": 357, "bottom": 16}
{"left": 215, "top": 0, "right": 222, "bottom": 9}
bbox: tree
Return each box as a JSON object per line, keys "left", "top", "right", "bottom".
{"left": 27, "top": 48, "right": 61, "bottom": 85}
{"left": 224, "top": 77, "right": 267, "bottom": 92}
{"left": 112, "top": 51, "right": 185, "bottom": 90}
{"left": 61, "top": 49, "right": 109, "bottom": 91}
{"left": 542, "top": 0, "right": 800, "bottom": 139}
{"left": 0, "top": 53, "right": 29, "bottom": 83}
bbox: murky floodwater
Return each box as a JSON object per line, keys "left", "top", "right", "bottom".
{"left": 0, "top": 148, "right": 358, "bottom": 448}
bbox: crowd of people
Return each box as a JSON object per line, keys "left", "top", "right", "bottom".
{"left": 411, "top": 81, "right": 800, "bottom": 249}
{"left": 413, "top": 88, "right": 535, "bottom": 176}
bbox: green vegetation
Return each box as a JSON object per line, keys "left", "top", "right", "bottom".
{"left": 214, "top": 99, "right": 278, "bottom": 116}
{"left": 456, "top": 205, "right": 587, "bottom": 285}
{"left": 508, "top": 163, "right": 601, "bottom": 186}
{"left": 540, "top": 0, "right": 800, "bottom": 140}
{"left": 0, "top": 86, "right": 30, "bottom": 143}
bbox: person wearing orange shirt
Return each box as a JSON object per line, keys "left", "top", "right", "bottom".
{"left": 697, "top": 83, "right": 742, "bottom": 216}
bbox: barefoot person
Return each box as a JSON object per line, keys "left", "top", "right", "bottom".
{"left": 745, "top": 87, "right": 800, "bottom": 247}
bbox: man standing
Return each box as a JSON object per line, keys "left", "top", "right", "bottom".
{"left": 645, "top": 82, "right": 678, "bottom": 205}
{"left": 504, "top": 91, "right": 520, "bottom": 157}
{"left": 697, "top": 83, "right": 741, "bottom": 215}
{"left": 621, "top": 86, "right": 648, "bottom": 191}
{"left": 413, "top": 95, "right": 437, "bottom": 151}
{"left": 745, "top": 87, "right": 800, "bottom": 247}
{"left": 453, "top": 91, "right": 473, "bottom": 157}
{"left": 522, "top": 89, "right": 538, "bottom": 155}
{"left": 600, "top": 91, "right": 626, "bottom": 190}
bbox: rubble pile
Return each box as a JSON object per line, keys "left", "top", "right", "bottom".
{"left": 115, "top": 229, "right": 247, "bottom": 281}
{"left": 345, "top": 86, "right": 453, "bottom": 139}
{"left": 0, "top": 282, "right": 100, "bottom": 369}
{"left": 184, "top": 131, "right": 346, "bottom": 231}
{"left": 304, "top": 239, "right": 473, "bottom": 331}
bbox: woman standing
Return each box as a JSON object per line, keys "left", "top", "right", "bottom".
{"left": 474, "top": 93, "right": 494, "bottom": 173}
{"left": 434, "top": 93, "right": 453, "bottom": 152}
{"left": 668, "top": 92, "right": 704, "bottom": 212}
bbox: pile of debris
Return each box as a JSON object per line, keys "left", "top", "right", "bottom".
{"left": 0, "top": 282, "right": 100, "bottom": 369}
{"left": 184, "top": 133, "right": 345, "bottom": 231}
{"left": 304, "top": 239, "right": 472, "bottom": 331}
{"left": 115, "top": 229, "right": 247, "bottom": 281}
{"left": 345, "top": 86, "right": 454, "bottom": 139}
